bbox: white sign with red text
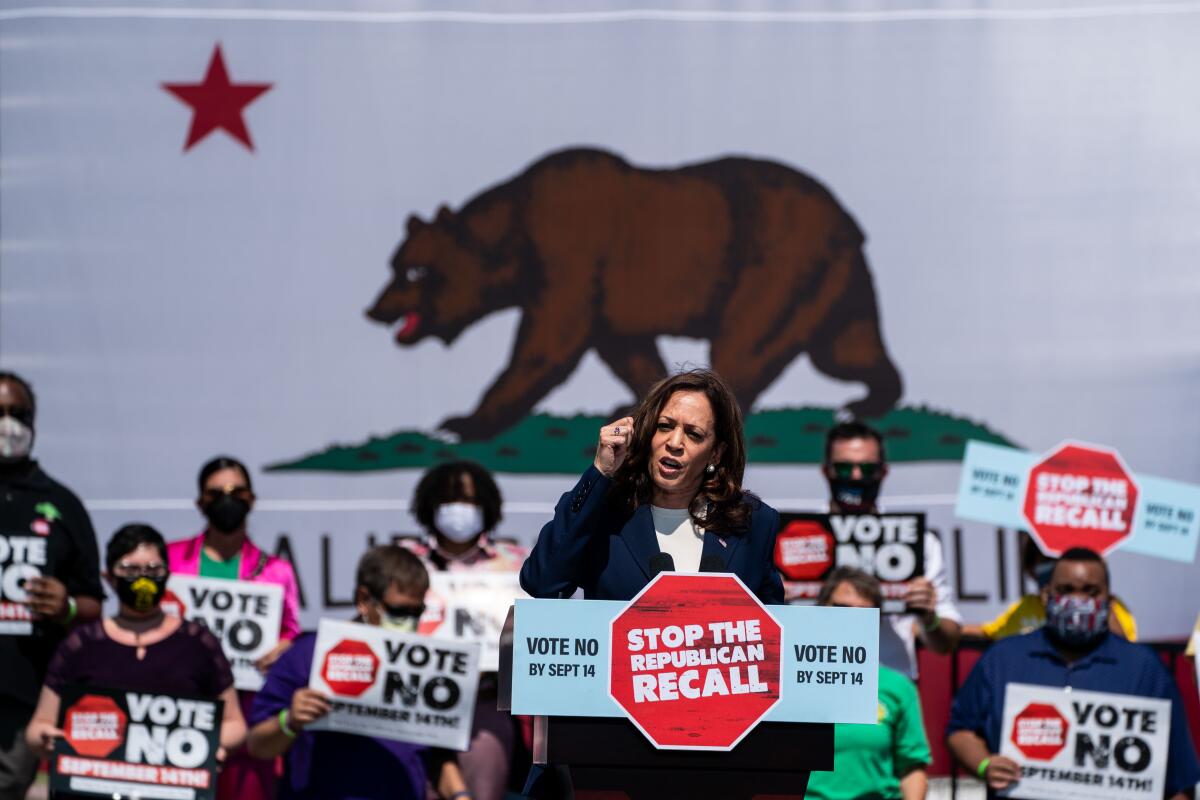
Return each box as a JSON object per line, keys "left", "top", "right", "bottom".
{"left": 163, "top": 575, "right": 283, "bottom": 692}
{"left": 420, "top": 572, "right": 527, "bottom": 672}
{"left": 307, "top": 618, "right": 480, "bottom": 750}
{"left": 999, "top": 683, "right": 1170, "bottom": 800}
{"left": 0, "top": 534, "right": 49, "bottom": 635}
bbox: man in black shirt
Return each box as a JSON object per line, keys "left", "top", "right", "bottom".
{"left": 0, "top": 371, "right": 104, "bottom": 796}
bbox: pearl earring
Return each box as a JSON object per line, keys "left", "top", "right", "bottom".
{"left": 705, "top": 464, "right": 716, "bottom": 475}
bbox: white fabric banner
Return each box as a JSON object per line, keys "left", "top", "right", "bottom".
{"left": 2, "top": 0, "right": 1198, "bottom": 636}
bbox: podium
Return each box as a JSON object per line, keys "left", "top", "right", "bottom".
{"left": 499, "top": 608, "right": 834, "bottom": 800}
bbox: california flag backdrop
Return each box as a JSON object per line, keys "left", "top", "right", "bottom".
{"left": 2, "top": 0, "right": 1198, "bottom": 634}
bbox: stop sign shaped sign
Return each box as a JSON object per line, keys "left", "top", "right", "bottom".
{"left": 63, "top": 694, "right": 127, "bottom": 758}
{"left": 1023, "top": 442, "right": 1139, "bottom": 556}
{"left": 1011, "top": 702, "right": 1070, "bottom": 761}
{"left": 773, "top": 518, "right": 835, "bottom": 582}
{"left": 321, "top": 639, "right": 380, "bottom": 697}
{"left": 609, "top": 573, "right": 782, "bottom": 751}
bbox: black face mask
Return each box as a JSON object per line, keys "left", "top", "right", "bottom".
{"left": 204, "top": 494, "right": 251, "bottom": 533}
{"left": 828, "top": 477, "right": 882, "bottom": 512}
{"left": 115, "top": 575, "right": 166, "bottom": 613}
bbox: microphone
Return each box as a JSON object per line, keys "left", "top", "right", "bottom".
{"left": 649, "top": 553, "right": 675, "bottom": 576}
{"left": 698, "top": 556, "right": 725, "bottom": 573}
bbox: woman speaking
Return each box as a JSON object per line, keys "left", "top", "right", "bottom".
{"left": 520, "top": 369, "right": 783, "bottom": 603}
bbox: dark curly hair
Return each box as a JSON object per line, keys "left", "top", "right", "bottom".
{"left": 610, "top": 369, "right": 750, "bottom": 531}
{"left": 411, "top": 460, "right": 503, "bottom": 535}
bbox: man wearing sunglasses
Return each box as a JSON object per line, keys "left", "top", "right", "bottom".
{"left": 824, "top": 422, "right": 961, "bottom": 677}
{"left": 0, "top": 371, "right": 105, "bottom": 796}
{"left": 247, "top": 545, "right": 471, "bottom": 800}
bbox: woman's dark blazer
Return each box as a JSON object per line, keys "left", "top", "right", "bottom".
{"left": 520, "top": 466, "right": 785, "bottom": 604}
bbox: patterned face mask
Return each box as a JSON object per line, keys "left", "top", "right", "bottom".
{"left": 1045, "top": 593, "right": 1109, "bottom": 647}
{"left": 116, "top": 575, "right": 166, "bottom": 613}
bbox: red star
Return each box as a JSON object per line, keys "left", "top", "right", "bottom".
{"left": 163, "top": 44, "right": 271, "bottom": 152}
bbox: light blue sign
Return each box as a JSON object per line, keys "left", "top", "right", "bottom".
{"left": 1124, "top": 475, "right": 1200, "bottom": 562}
{"left": 511, "top": 597, "right": 879, "bottom": 725}
{"left": 955, "top": 440, "right": 1200, "bottom": 563}
{"left": 511, "top": 598, "right": 621, "bottom": 717}
{"left": 769, "top": 605, "right": 879, "bottom": 724}
{"left": 955, "top": 441, "right": 1035, "bottom": 529}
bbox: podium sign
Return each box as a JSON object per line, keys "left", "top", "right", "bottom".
{"left": 512, "top": 572, "right": 879, "bottom": 751}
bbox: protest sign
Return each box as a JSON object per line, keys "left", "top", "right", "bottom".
{"left": 774, "top": 513, "right": 925, "bottom": 613}
{"left": 512, "top": 573, "right": 879, "bottom": 750}
{"left": 307, "top": 618, "right": 480, "bottom": 750}
{"left": 957, "top": 440, "right": 1200, "bottom": 563}
{"left": 420, "top": 571, "right": 527, "bottom": 672}
{"left": 51, "top": 684, "right": 221, "bottom": 800}
{"left": 0, "top": 533, "right": 51, "bottom": 635}
{"left": 163, "top": 575, "right": 283, "bottom": 691}
{"left": 999, "top": 683, "right": 1170, "bottom": 800}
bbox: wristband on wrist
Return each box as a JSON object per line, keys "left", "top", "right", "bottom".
{"left": 976, "top": 757, "right": 991, "bottom": 778}
{"left": 923, "top": 613, "right": 941, "bottom": 633}
{"left": 448, "top": 792, "right": 473, "bottom": 800}
{"left": 278, "top": 709, "right": 297, "bottom": 738}
{"left": 61, "top": 596, "right": 78, "bottom": 625}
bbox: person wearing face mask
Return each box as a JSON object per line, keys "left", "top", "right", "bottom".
{"left": 963, "top": 532, "right": 1138, "bottom": 640}
{"left": 166, "top": 455, "right": 301, "bottom": 800}
{"left": 947, "top": 547, "right": 1200, "bottom": 799}
{"left": 400, "top": 462, "right": 527, "bottom": 800}
{"left": 402, "top": 461, "right": 526, "bottom": 573}
{"left": 821, "top": 422, "right": 961, "bottom": 677}
{"left": 246, "top": 545, "right": 471, "bottom": 800}
{"left": 0, "top": 371, "right": 105, "bottom": 797}
{"left": 24, "top": 524, "right": 247, "bottom": 790}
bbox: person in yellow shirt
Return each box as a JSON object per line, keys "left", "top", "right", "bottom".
{"left": 964, "top": 533, "right": 1137, "bottom": 640}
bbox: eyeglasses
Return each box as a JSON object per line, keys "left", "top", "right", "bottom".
{"left": 829, "top": 461, "right": 884, "bottom": 480}
{"left": 0, "top": 405, "right": 34, "bottom": 426}
{"left": 114, "top": 562, "right": 167, "bottom": 579}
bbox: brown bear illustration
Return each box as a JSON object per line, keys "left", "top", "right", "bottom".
{"left": 366, "top": 148, "right": 902, "bottom": 442}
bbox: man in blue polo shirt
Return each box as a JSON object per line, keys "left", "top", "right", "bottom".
{"left": 948, "top": 547, "right": 1200, "bottom": 799}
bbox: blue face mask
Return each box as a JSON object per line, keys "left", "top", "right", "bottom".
{"left": 1045, "top": 594, "right": 1109, "bottom": 647}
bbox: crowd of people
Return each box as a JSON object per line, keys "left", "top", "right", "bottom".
{"left": 1, "top": 365, "right": 1197, "bottom": 800}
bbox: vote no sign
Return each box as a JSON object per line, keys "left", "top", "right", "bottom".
{"left": 51, "top": 685, "right": 222, "bottom": 800}
{"left": 512, "top": 573, "right": 879, "bottom": 751}
{"left": 164, "top": 575, "right": 284, "bottom": 691}
{"left": 999, "top": 683, "right": 1170, "bottom": 800}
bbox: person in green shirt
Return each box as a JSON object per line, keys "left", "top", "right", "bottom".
{"left": 806, "top": 567, "right": 931, "bottom": 800}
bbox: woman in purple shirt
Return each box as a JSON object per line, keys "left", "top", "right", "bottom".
{"left": 25, "top": 524, "right": 246, "bottom": 760}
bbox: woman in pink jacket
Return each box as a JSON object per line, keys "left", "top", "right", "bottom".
{"left": 167, "top": 455, "right": 301, "bottom": 800}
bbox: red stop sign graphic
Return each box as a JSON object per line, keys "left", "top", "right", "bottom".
{"left": 773, "top": 519, "right": 835, "bottom": 582}
{"left": 64, "top": 694, "right": 127, "bottom": 758}
{"left": 609, "top": 573, "right": 782, "bottom": 751}
{"left": 1023, "top": 442, "right": 1139, "bottom": 556}
{"left": 160, "top": 588, "right": 186, "bottom": 619}
{"left": 321, "top": 639, "right": 380, "bottom": 697}
{"left": 1011, "top": 702, "right": 1069, "bottom": 761}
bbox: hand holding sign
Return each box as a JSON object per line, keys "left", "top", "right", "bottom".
{"left": 289, "top": 688, "right": 331, "bottom": 731}
{"left": 24, "top": 575, "right": 68, "bottom": 619}
{"left": 983, "top": 754, "right": 1020, "bottom": 790}
{"left": 904, "top": 577, "right": 936, "bottom": 617}
{"left": 594, "top": 417, "right": 634, "bottom": 478}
